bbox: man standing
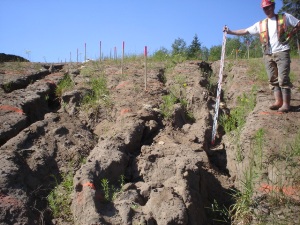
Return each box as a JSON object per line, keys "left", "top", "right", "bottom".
{"left": 224, "top": 0, "right": 300, "bottom": 112}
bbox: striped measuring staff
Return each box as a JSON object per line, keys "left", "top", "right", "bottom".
{"left": 211, "top": 28, "right": 227, "bottom": 145}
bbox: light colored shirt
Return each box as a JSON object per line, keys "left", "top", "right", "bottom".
{"left": 246, "top": 13, "right": 300, "bottom": 54}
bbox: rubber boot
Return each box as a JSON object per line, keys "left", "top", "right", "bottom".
{"left": 278, "top": 88, "right": 291, "bottom": 113}
{"left": 269, "top": 86, "right": 283, "bottom": 110}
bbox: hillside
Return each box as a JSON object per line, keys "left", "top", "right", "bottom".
{"left": 0, "top": 56, "right": 299, "bottom": 225}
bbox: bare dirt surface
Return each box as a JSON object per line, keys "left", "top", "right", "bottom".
{"left": 0, "top": 56, "right": 299, "bottom": 225}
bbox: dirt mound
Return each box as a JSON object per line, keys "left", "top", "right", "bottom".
{"left": 0, "top": 58, "right": 299, "bottom": 225}
{"left": 0, "top": 53, "right": 29, "bottom": 63}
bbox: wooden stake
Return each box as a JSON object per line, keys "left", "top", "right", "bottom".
{"left": 122, "top": 41, "right": 124, "bottom": 75}
{"left": 77, "top": 48, "right": 79, "bottom": 63}
{"left": 99, "top": 41, "right": 102, "bottom": 62}
{"left": 84, "top": 43, "right": 86, "bottom": 62}
{"left": 144, "top": 46, "right": 147, "bottom": 91}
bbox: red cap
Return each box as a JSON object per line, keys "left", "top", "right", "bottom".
{"left": 261, "top": 0, "right": 275, "bottom": 8}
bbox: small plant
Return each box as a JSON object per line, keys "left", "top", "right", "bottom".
{"left": 225, "top": 61, "right": 234, "bottom": 72}
{"left": 207, "top": 199, "right": 231, "bottom": 224}
{"left": 174, "top": 74, "right": 186, "bottom": 87}
{"left": 101, "top": 178, "right": 110, "bottom": 202}
{"left": 172, "top": 54, "right": 187, "bottom": 64}
{"left": 290, "top": 129, "right": 300, "bottom": 157}
{"left": 47, "top": 172, "right": 73, "bottom": 221}
{"left": 227, "top": 129, "right": 266, "bottom": 224}
{"left": 160, "top": 74, "right": 194, "bottom": 121}
{"left": 55, "top": 74, "right": 74, "bottom": 97}
{"left": 219, "top": 87, "right": 257, "bottom": 162}
{"left": 133, "top": 84, "right": 141, "bottom": 93}
{"left": 219, "top": 87, "right": 257, "bottom": 133}
{"left": 2, "top": 82, "right": 12, "bottom": 92}
{"left": 229, "top": 186, "right": 253, "bottom": 224}
{"left": 80, "top": 156, "right": 87, "bottom": 165}
{"left": 228, "top": 127, "right": 300, "bottom": 224}
{"left": 230, "top": 147, "right": 258, "bottom": 224}
{"left": 100, "top": 175, "right": 126, "bottom": 202}
{"left": 160, "top": 93, "right": 177, "bottom": 119}
{"left": 253, "top": 128, "right": 264, "bottom": 171}
{"left": 81, "top": 76, "right": 112, "bottom": 109}
{"left": 248, "top": 129, "right": 299, "bottom": 224}
{"left": 61, "top": 101, "right": 68, "bottom": 110}
{"left": 119, "top": 174, "right": 125, "bottom": 188}
{"left": 131, "top": 204, "right": 139, "bottom": 210}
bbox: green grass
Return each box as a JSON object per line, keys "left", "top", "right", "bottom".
{"left": 160, "top": 93, "right": 178, "bottom": 119}
{"left": 55, "top": 74, "right": 74, "bottom": 97}
{"left": 253, "top": 128, "right": 264, "bottom": 171}
{"left": 78, "top": 60, "right": 113, "bottom": 110}
{"left": 2, "top": 81, "right": 12, "bottom": 92}
{"left": 207, "top": 199, "right": 231, "bottom": 224}
{"left": 219, "top": 86, "right": 257, "bottom": 134}
{"left": 289, "top": 70, "right": 297, "bottom": 85}
{"left": 101, "top": 178, "right": 110, "bottom": 201}
{"left": 81, "top": 76, "right": 112, "bottom": 109}
{"left": 80, "top": 60, "right": 105, "bottom": 77}
{"left": 100, "top": 175, "right": 126, "bottom": 202}
{"left": 228, "top": 128, "right": 265, "bottom": 224}
{"left": 159, "top": 74, "right": 194, "bottom": 121}
{"left": 247, "top": 58, "right": 268, "bottom": 82}
{"left": 218, "top": 59, "right": 298, "bottom": 224}
{"left": 47, "top": 172, "right": 73, "bottom": 221}
{"left": 206, "top": 129, "right": 266, "bottom": 225}
{"left": 251, "top": 131, "right": 300, "bottom": 224}
{"left": 230, "top": 178, "right": 253, "bottom": 224}
{"left": 228, "top": 127, "right": 300, "bottom": 225}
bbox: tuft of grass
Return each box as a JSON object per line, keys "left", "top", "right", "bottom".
{"left": 220, "top": 86, "right": 258, "bottom": 161}
{"left": 229, "top": 128, "right": 300, "bottom": 224}
{"left": 207, "top": 199, "right": 231, "bottom": 224}
{"left": 47, "top": 172, "right": 73, "bottom": 221}
{"left": 230, "top": 167, "right": 255, "bottom": 224}
{"left": 219, "top": 86, "right": 257, "bottom": 134}
{"left": 55, "top": 74, "right": 74, "bottom": 97}
{"left": 229, "top": 129, "right": 265, "bottom": 224}
{"left": 291, "top": 130, "right": 300, "bottom": 156}
{"left": 160, "top": 93, "right": 178, "bottom": 119}
{"left": 160, "top": 74, "right": 194, "bottom": 121}
{"left": 2, "top": 81, "right": 12, "bottom": 92}
{"left": 252, "top": 128, "right": 265, "bottom": 171}
{"left": 81, "top": 76, "right": 112, "bottom": 109}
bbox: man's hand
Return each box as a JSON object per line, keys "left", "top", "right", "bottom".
{"left": 223, "top": 26, "right": 229, "bottom": 33}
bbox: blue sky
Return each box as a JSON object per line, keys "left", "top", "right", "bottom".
{"left": 0, "top": 0, "right": 283, "bottom": 63}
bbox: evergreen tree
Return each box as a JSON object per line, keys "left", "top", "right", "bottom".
{"left": 187, "top": 34, "right": 202, "bottom": 59}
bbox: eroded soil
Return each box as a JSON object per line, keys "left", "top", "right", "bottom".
{"left": 0, "top": 57, "right": 299, "bottom": 225}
